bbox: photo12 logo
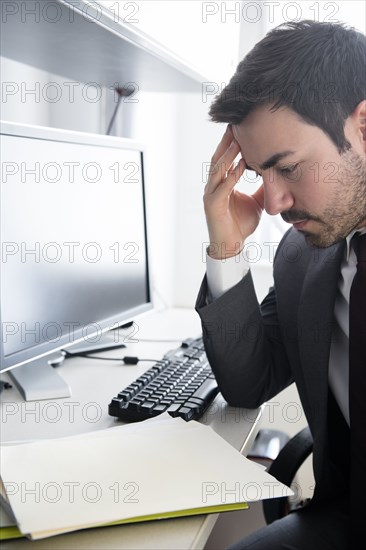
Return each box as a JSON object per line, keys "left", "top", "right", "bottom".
{"left": 3, "top": 480, "right": 140, "bottom": 505}
{"left": 1, "top": 81, "right": 139, "bottom": 105}
{"left": 1, "top": 1, "right": 140, "bottom": 25}
{"left": 1, "top": 160, "right": 140, "bottom": 184}
{"left": 201, "top": 2, "right": 340, "bottom": 24}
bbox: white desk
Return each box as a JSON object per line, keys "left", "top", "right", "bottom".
{"left": 0, "top": 308, "right": 262, "bottom": 550}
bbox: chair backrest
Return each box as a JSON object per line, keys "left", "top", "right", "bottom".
{"left": 262, "top": 426, "right": 313, "bottom": 524}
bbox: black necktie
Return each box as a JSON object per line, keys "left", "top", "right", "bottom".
{"left": 349, "top": 233, "right": 366, "bottom": 532}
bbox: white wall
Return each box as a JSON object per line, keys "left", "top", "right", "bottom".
{"left": 0, "top": 57, "right": 51, "bottom": 126}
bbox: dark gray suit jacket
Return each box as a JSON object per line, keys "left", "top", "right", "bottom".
{"left": 196, "top": 228, "right": 350, "bottom": 504}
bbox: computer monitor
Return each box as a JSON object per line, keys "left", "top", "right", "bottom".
{"left": 0, "top": 121, "right": 153, "bottom": 400}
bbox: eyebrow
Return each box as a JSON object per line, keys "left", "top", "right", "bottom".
{"left": 247, "top": 150, "right": 296, "bottom": 172}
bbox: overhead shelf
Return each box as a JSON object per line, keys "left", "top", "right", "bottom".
{"left": 0, "top": 0, "right": 210, "bottom": 92}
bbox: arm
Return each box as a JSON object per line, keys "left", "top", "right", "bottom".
{"left": 197, "top": 126, "right": 293, "bottom": 407}
{"left": 196, "top": 270, "right": 293, "bottom": 408}
{"left": 203, "top": 125, "right": 264, "bottom": 260}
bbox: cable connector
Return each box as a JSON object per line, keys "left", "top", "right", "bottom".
{"left": 122, "top": 356, "right": 139, "bottom": 365}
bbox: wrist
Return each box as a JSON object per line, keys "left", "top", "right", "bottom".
{"left": 207, "top": 241, "right": 244, "bottom": 260}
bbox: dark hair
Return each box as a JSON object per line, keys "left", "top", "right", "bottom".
{"left": 209, "top": 20, "right": 366, "bottom": 153}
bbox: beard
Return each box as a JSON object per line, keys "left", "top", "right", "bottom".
{"left": 281, "top": 149, "right": 366, "bottom": 248}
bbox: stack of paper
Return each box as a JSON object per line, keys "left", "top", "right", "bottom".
{"left": 0, "top": 414, "right": 292, "bottom": 540}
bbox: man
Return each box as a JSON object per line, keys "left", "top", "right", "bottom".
{"left": 195, "top": 20, "right": 366, "bottom": 549}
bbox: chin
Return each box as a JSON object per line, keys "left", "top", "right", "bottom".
{"left": 303, "top": 232, "right": 339, "bottom": 249}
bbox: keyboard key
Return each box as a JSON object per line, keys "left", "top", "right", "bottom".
{"left": 191, "top": 379, "right": 218, "bottom": 401}
{"left": 153, "top": 403, "right": 168, "bottom": 413}
{"left": 140, "top": 401, "right": 156, "bottom": 412}
{"left": 172, "top": 406, "right": 197, "bottom": 421}
{"left": 166, "top": 403, "right": 181, "bottom": 414}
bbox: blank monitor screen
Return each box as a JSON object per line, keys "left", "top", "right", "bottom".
{"left": 0, "top": 121, "right": 152, "bottom": 381}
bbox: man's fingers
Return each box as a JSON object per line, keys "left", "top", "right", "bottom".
{"left": 206, "top": 141, "right": 242, "bottom": 194}
{"left": 215, "top": 140, "right": 241, "bottom": 171}
{"left": 213, "top": 158, "right": 245, "bottom": 199}
{"left": 210, "top": 125, "right": 234, "bottom": 165}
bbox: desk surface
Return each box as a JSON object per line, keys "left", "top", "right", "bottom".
{"left": 0, "top": 307, "right": 262, "bottom": 550}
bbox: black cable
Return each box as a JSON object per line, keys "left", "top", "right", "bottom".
{"left": 134, "top": 338, "right": 182, "bottom": 343}
{"left": 124, "top": 357, "right": 159, "bottom": 365}
{"left": 106, "top": 87, "right": 135, "bottom": 135}
{"left": 106, "top": 91, "right": 123, "bottom": 135}
{"left": 0, "top": 380, "right": 13, "bottom": 393}
{"left": 61, "top": 343, "right": 126, "bottom": 358}
{"left": 62, "top": 350, "right": 158, "bottom": 365}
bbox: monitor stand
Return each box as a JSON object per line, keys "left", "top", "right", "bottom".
{"left": 8, "top": 356, "right": 71, "bottom": 402}
{"left": 6, "top": 329, "right": 129, "bottom": 401}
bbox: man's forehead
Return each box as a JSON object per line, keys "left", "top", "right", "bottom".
{"left": 233, "top": 104, "right": 300, "bottom": 137}
{"left": 232, "top": 105, "right": 317, "bottom": 154}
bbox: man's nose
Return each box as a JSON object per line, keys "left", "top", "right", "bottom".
{"left": 263, "top": 177, "right": 294, "bottom": 216}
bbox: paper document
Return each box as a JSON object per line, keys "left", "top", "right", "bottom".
{"left": 0, "top": 414, "right": 292, "bottom": 540}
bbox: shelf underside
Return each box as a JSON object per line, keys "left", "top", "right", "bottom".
{"left": 1, "top": 0, "right": 208, "bottom": 92}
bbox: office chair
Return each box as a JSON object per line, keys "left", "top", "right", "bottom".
{"left": 262, "top": 426, "right": 313, "bottom": 524}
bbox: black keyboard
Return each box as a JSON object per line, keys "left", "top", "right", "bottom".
{"left": 108, "top": 337, "right": 219, "bottom": 422}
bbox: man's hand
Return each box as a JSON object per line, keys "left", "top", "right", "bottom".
{"left": 203, "top": 125, "right": 264, "bottom": 260}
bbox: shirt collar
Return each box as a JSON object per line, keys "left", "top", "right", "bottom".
{"left": 345, "top": 226, "right": 366, "bottom": 261}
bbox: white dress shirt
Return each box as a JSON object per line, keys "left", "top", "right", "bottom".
{"left": 206, "top": 228, "right": 366, "bottom": 426}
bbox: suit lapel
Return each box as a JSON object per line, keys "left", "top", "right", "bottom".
{"left": 298, "top": 240, "right": 346, "bottom": 425}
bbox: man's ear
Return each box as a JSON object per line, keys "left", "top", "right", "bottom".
{"left": 351, "top": 100, "right": 366, "bottom": 150}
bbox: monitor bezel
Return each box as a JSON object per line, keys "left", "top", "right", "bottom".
{"left": 0, "top": 120, "right": 154, "bottom": 374}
